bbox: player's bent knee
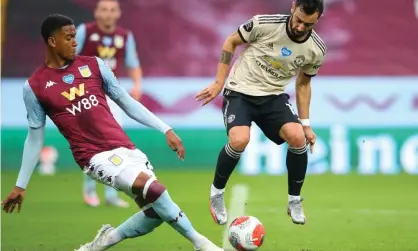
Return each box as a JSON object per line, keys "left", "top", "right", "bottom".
{"left": 131, "top": 172, "right": 159, "bottom": 196}
{"left": 280, "top": 123, "right": 305, "bottom": 147}
{"left": 229, "top": 136, "right": 250, "bottom": 151}
{"left": 131, "top": 172, "right": 151, "bottom": 193}
{"left": 287, "top": 133, "right": 306, "bottom": 148}
{"left": 228, "top": 126, "right": 251, "bottom": 151}
{"left": 132, "top": 173, "right": 167, "bottom": 204}
{"left": 134, "top": 195, "right": 149, "bottom": 208}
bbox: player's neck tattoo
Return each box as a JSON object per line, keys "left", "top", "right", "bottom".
{"left": 220, "top": 50, "right": 233, "bottom": 65}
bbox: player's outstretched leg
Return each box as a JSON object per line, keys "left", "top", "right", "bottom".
{"left": 104, "top": 186, "right": 129, "bottom": 208}
{"left": 78, "top": 171, "right": 223, "bottom": 251}
{"left": 280, "top": 123, "right": 308, "bottom": 225}
{"left": 137, "top": 175, "right": 223, "bottom": 250}
{"left": 210, "top": 126, "right": 249, "bottom": 225}
{"left": 83, "top": 175, "right": 100, "bottom": 207}
{"left": 78, "top": 151, "right": 222, "bottom": 251}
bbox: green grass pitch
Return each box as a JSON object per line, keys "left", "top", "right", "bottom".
{"left": 1, "top": 170, "right": 418, "bottom": 251}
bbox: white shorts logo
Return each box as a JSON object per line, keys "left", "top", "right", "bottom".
{"left": 85, "top": 147, "right": 156, "bottom": 199}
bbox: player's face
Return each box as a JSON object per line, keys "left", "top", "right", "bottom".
{"left": 289, "top": 5, "right": 320, "bottom": 38}
{"left": 52, "top": 25, "right": 77, "bottom": 61}
{"left": 95, "top": 0, "right": 121, "bottom": 28}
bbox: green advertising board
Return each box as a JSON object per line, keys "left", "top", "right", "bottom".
{"left": 2, "top": 126, "right": 417, "bottom": 175}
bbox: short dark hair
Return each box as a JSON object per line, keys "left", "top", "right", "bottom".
{"left": 41, "top": 14, "right": 74, "bottom": 43}
{"left": 295, "top": 0, "right": 324, "bottom": 17}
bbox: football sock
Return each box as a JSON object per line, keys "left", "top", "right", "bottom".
{"left": 210, "top": 184, "right": 224, "bottom": 197}
{"left": 144, "top": 179, "right": 204, "bottom": 249}
{"left": 104, "top": 186, "right": 118, "bottom": 200}
{"left": 288, "top": 195, "right": 301, "bottom": 203}
{"left": 104, "top": 207, "right": 163, "bottom": 247}
{"left": 83, "top": 175, "right": 96, "bottom": 193}
{"left": 287, "top": 144, "right": 308, "bottom": 197}
{"left": 212, "top": 144, "right": 242, "bottom": 190}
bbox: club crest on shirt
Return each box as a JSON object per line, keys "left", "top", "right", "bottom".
{"left": 78, "top": 65, "right": 92, "bottom": 78}
{"left": 114, "top": 35, "right": 124, "bottom": 49}
{"left": 108, "top": 154, "right": 123, "bottom": 166}
{"left": 293, "top": 55, "right": 306, "bottom": 67}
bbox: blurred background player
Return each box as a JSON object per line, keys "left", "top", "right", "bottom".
{"left": 196, "top": 0, "right": 326, "bottom": 225}
{"left": 75, "top": 0, "right": 142, "bottom": 208}
{"left": 38, "top": 146, "right": 58, "bottom": 176}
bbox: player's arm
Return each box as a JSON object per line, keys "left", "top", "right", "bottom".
{"left": 75, "top": 23, "right": 86, "bottom": 54}
{"left": 17, "top": 81, "right": 46, "bottom": 189}
{"left": 295, "top": 71, "right": 312, "bottom": 124}
{"left": 214, "top": 17, "right": 263, "bottom": 88}
{"left": 215, "top": 16, "right": 266, "bottom": 86}
{"left": 296, "top": 53, "right": 326, "bottom": 153}
{"left": 296, "top": 53, "right": 326, "bottom": 125}
{"left": 294, "top": 71, "right": 315, "bottom": 153}
{"left": 2, "top": 81, "right": 46, "bottom": 213}
{"left": 97, "top": 57, "right": 171, "bottom": 133}
{"left": 214, "top": 31, "right": 246, "bottom": 87}
{"left": 196, "top": 16, "right": 264, "bottom": 105}
{"left": 125, "top": 31, "right": 142, "bottom": 100}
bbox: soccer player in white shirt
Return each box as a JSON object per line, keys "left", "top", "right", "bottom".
{"left": 196, "top": 0, "right": 326, "bottom": 226}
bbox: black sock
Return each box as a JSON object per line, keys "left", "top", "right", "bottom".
{"left": 213, "top": 144, "right": 242, "bottom": 189}
{"left": 286, "top": 144, "right": 308, "bottom": 196}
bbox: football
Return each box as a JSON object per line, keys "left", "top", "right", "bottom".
{"left": 228, "top": 216, "right": 265, "bottom": 251}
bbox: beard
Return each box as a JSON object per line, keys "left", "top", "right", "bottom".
{"left": 288, "top": 15, "right": 309, "bottom": 38}
{"left": 290, "top": 28, "right": 308, "bottom": 38}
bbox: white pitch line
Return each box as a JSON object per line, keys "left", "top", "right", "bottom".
{"left": 222, "top": 184, "right": 249, "bottom": 251}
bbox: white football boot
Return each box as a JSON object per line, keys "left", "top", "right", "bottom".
{"left": 287, "top": 198, "right": 306, "bottom": 225}
{"left": 209, "top": 193, "right": 228, "bottom": 225}
{"left": 75, "top": 224, "right": 115, "bottom": 251}
{"left": 195, "top": 237, "right": 224, "bottom": 251}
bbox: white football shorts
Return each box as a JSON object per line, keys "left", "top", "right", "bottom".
{"left": 83, "top": 147, "right": 157, "bottom": 199}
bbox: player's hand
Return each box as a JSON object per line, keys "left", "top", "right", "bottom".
{"left": 165, "top": 129, "right": 185, "bottom": 161}
{"left": 1, "top": 186, "right": 25, "bottom": 214}
{"left": 130, "top": 85, "right": 142, "bottom": 101}
{"left": 195, "top": 82, "right": 223, "bottom": 106}
{"left": 303, "top": 126, "right": 316, "bottom": 153}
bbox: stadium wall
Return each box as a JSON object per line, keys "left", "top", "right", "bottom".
{"left": 2, "top": 77, "right": 418, "bottom": 175}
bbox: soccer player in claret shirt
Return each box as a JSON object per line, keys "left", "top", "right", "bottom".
{"left": 196, "top": 0, "right": 327, "bottom": 226}
{"left": 76, "top": 0, "right": 142, "bottom": 208}
{"left": 1, "top": 14, "right": 223, "bottom": 251}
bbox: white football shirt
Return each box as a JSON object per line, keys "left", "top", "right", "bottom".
{"left": 225, "top": 14, "right": 327, "bottom": 96}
